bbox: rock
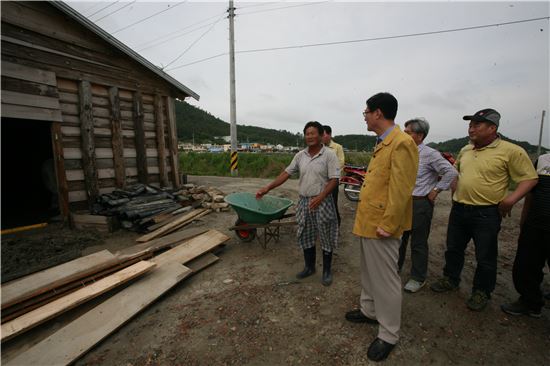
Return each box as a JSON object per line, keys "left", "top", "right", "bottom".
{"left": 192, "top": 193, "right": 205, "bottom": 201}
{"left": 182, "top": 183, "right": 195, "bottom": 189}
{"left": 202, "top": 202, "right": 212, "bottom": 209}
{"left": 213, "top": 195, "right": 225, "bottom": 203}
{"left": 223, "top": 279, "right": 234, "bottom": 284}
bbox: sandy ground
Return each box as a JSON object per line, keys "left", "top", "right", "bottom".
{"left": 2, "top": 175, "right": 549, "bottom": 365}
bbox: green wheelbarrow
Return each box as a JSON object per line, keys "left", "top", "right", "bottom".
{"left": 225, "top": 192, "right": 296, "bottom": 246}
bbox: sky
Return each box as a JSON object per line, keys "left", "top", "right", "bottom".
{"left": 67, "top": 1, "right": 550, "bottom": 146}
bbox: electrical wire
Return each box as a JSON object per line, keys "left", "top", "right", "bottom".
{"left": 111, "top": 1, "right": 188, "bottom": 34}
{"left": 165, "top": 16, "right": 549, "bottom": 71}
{"left": 93, "top": 1, "right": 137, "bottom": 23}
{"left": 87, "top": 1, "right": 120, "bottom": 18}
{"left": 163, "top": 16, "right": 226, "bottom": 69}
{"left": 137, "top": 18, "right": 225, "bottom": 52}
{"left": 133, "top": 10, "right": 227, "bottom": 50}
{"left": 236, "top": 1, "right": 330, "bottom": 16}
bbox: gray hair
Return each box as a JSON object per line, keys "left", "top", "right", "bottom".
{"left": 404, "top": 118, "right": 430, "bottom": 140}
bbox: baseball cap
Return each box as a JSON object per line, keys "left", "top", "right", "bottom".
{"left": 463, "top": 108, "right": 500, "bottom": 127}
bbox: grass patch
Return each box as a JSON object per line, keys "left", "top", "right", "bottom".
{"left": 180, "top": 151, "right": 372, "bottom": 178}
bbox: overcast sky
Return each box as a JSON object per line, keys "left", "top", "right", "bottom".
{"left": 68, "top": 1, "right": 549, "bottom": 146}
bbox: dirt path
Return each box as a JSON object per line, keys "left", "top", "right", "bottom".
{"left": 4, "top": 175, "right": 549, "bottom": 365}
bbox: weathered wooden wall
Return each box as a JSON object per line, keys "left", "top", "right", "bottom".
{"left": 1, "top": 1, "right": 184, "bottom": 212}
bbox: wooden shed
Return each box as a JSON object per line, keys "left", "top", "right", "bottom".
{"left": 1, "top": 1, "right": 199, "bottom": 228}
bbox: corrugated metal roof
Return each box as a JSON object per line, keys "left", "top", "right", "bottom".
{"left": 50, "top": 1, "right": 200, "bottom": 101}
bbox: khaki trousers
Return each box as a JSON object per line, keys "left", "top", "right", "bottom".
{"left": 360, "top": 236, "right": 402, "bottom": 344}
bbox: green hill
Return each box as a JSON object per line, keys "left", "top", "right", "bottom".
{"left": 175, "top": 101, "right": 303, "bottom": 146}
{"left": 175, "top": 100, "right": 546, "bottom": 154}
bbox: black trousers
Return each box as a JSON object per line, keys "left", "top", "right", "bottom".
{"left": 512, "top": 222, "right": 550, "bottom": 311}
{"left": 443, "top": 202, "right": 502, "bottom": 295}
{"left": 398, "top": 199, "right": 434, "bottom": 282}
{"left": 331, "top": 179, "right": 341, "bottom": 226}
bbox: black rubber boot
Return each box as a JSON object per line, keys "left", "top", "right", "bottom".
{"left": 322, "top": 250, "right": 333, "bottom": 286}
{"left": 296, "top": 247, "right": 316, "bottom": 279}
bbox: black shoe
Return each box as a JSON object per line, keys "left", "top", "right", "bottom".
{"left": 367, "top": 338, "right": 395, "bottom": 362}
{"left": 345, "top": 309, "right": 378, "bottom": 324}
{"left": 501, "top": 300, "right": 542, "bottom": 318}
{"left": 322, "top": 250, "right": 333, "bottom": 286}
{"left": 296, "top": 247, "right": 316, "bottom": 279}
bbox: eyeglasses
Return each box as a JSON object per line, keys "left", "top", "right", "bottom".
{"left": 362, "top": 110, "right": 371, "bottom": 117}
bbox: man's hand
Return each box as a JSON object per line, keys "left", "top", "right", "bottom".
{"left": 376, "top": 227, "right": 392, "bottom": 238}
{"left": 427, "top": 190, "right": 439, "bottom": 205}
{"left": 309, "top": 195, "right": 325, "bottom": 210}
{"left": 256, "top": 187, "right": 269, "bottom": 199}
{"left": 498, "top": 197, "right": 515, "bottom": 218}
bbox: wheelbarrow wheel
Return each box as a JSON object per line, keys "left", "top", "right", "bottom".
{"left": 234, "top": 219, "right": 257, "bottom": 242}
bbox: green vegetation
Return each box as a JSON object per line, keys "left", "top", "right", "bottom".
{"left": 175, "top": 101, "right": 303, "bottom": 146}
{"left": 427, "top": 136, "right": 548, "bottom": 155}
{"left": 180, "top": 151, "right": 372, "bottom": 178}
{"left": 333, "top": 135, "right": 377, "bottom": 152}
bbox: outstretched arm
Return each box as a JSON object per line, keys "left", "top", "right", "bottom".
{"left": 256, "top": 171, "right": 290, "bottom": 199}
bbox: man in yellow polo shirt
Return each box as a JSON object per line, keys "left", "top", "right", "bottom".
{"left": 323, "top": 125, "right": 345, "bottom": 226}
{"left": 431, "top": 108, "right": 538, "bottom": 311}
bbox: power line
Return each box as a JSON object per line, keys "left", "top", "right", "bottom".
{"left": 165, "top": 16, "right": 549, "bottom": 71}
{"left": 93, "top": 1, "right": 137, "bottom": 23}
{"left": 137, "top": 18, "right": 225, "bottom": 52}
{"left": 134, "top": 10, "right": 227, "bottom": 50}
{"left": 87, "top": 1, "right": 120, "bottom": 18}
{"left": 237, "top": 1, "right": 330, "bottom": 16}
{"left": 163, "top": 16, "right": 225, "bottom": 69}
{"left": 111, "top": 1, "right": 188, "bottom": 34}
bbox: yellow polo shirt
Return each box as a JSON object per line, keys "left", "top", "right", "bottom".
{"left": 327, "top": 140, "right": 345, "bottom": 170}
{"left": 453, "top": 138, "right": 538, "bottom": 205}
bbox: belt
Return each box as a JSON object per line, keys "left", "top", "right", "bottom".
{"left": 412, "top": 195, "right": 428, "bottom": 200}
{"left": 452, "top": 201, "right": 498, "bottom": 209}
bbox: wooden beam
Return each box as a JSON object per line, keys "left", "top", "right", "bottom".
{"left": 50, "top": 122, "right": 70, "bottom": 220}
{"left": 1, "top": 261, "right": 156, "bottom": 342}
{"left": 78, "top": 80, "right": 99, "bottom": 208}
{"left": 135, "top": 208, "right": 208, "bottom": 243}
{"left": 109, "top": 87, "right": 125, "bottom": 188}
{"left": 6, "top": 262, "right": 191, "bottom": 366}
{"left": 0, "top": 60, "right": 57, "bottom": 86}
{"left": 165, "top": 96, "right": 180, "bottom": 187}
{"left": 133, "top": 91, "right": 148, "bottom": 183}
{"left": 154, "top": 94, "right": 169, "bottom": 187}
{"left": 1, "top": 90, "right": 60, "bottom": 109}
{"left": 0, "top": 104, "right": 62, "bottom": 122}
{"left": 1, "top": 250, "right": 118, "bottom": 310}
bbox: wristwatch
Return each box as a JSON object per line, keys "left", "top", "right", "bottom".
{"left": 432, "top": 187, "right": 441, "bottom": 194}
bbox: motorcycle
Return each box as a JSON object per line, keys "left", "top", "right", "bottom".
{"left": 339, "top": 164, "right": 366, "bottom": 202}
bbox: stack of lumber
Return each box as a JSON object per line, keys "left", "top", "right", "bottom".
{"left": 88, "top": 183, "right": 229, "bottom": 232}
{"left": 2, "top": 229, "right": 230, "bottom": 365}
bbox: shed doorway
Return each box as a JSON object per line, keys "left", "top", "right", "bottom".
{"left": 1, "top": 118, "right": 59, "bottom": 229}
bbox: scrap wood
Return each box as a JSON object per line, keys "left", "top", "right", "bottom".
{"left": 1, "top": 250, "right": 119, "bottom": 310}
{"left": 135, "top": 208, "right": 208, "bottom": 243}
{"left": 5, "top": 230, "right": 228, "bottom": 365}
{"left": 5, "top": 262, "right": 192, "bottom": 366}
{"left": 1, "top": 261, "right": 156, "bottom": 342}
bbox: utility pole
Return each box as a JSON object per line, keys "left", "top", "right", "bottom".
{"left": 228, "top": 0, "right": 238, "bottom": 176}
{"left": 537, "top": 110, "right": 546, "bottom": 158}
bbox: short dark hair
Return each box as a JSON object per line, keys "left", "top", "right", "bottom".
{"left": 366, "top": 92, "right": 398, "bottom": 120}
{"left": 303, "top": 121, "right": 324, "bottom": 135}
{"left": 323, "top": 125, "right": 332, "bottom": 135}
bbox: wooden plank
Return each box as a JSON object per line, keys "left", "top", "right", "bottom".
{"left": 165, "top": 97, "right": 180, "bottom": 187}
{"left": 152, "top": 230, "right": 230, "bottom": 266}
{"left": 66, "top": 168, "right": 116, "bottom": 181}
{"left": 1, "top": 250, "right": 118, "bottom": 310}
{"left": 6, "top": 262, "right": 191, "bottom": 366}
{"left": 78, "top": 80, "right": 99, "bottom": 208}
{"left": 116, "top": 227, "right": 208, "bottom": 261}
{"left": 1, "top": 104, "right": 62, "bottom": 122}
{"left": 109, "top": 87, "right": 125, "bottom": 188}
{"left": 133, "top": 91, "right": 148, "bottom": 183}
{"left": 1, "top": 261, "right": 156, "bottom": 342}
{"left": 135, "top": 209, "right": 207, "bottom": 243}
{"left": 154, "top": 94, "right": 169, "bottom": 187}
{"left": 1, "top": 90, "right": 60, "bottom": 109}
{"left": 186, "top": 252, "right": 219, "bottom": 273}
{"left": 1, "top": 75, "right": 59, "bottom": 98}
{"left": 1, "top": 60, "right": 57, "bottom": 86}
{"left": 50, "top": 122, "right": 70, "bottom": 220}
